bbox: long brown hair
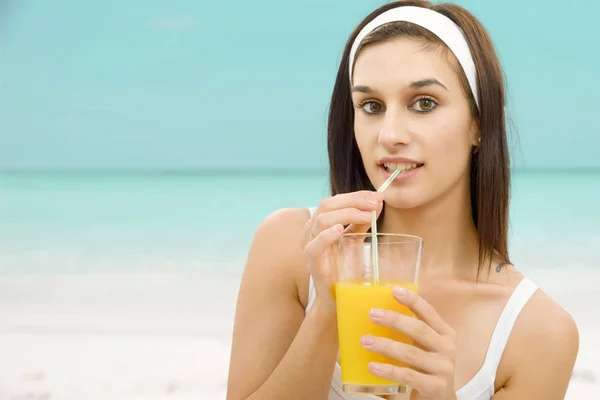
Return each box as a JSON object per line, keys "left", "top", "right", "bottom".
{"left": 327, "top": 0, "right": 510, "bottom": 275}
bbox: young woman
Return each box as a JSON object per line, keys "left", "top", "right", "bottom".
{"left": 226, "top": 1, "right": 579, "bottom": 399}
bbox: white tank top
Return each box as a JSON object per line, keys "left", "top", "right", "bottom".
{"left": 305, "top": 207, "right": 539, "bottom": 400}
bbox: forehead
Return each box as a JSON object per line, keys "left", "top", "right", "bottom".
{"left": 352, "top": 37, "right": 460, "bottom": 89}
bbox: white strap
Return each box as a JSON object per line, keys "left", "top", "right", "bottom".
{"left": 483, "top": 278, "right": 539, "bottom": 374}
{"left": 305, "top": 207, "right": 318, "bottom": 315}
{"left": 455, "top": 278, "right": 538, "bottom": 400}
{"left": 305, "top": 275, "right": 316, "bottom": 316}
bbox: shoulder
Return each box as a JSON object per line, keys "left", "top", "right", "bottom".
{"left": 513, "top": 285, "right": 579, "bottom": 356}
{"left": 253, "top": 207, "right": 312, "bottom": 246}
{"left": 497, "top": 278, "right": 579, "bottom": 397}
{"left": 248, "top": 207, "right": 313, "bottom": 305}
{"left": 494, "top": 267, "right": 579, "bottom": 369}
{"left": 253, "top": 207, "right": 314, "bottom": 259}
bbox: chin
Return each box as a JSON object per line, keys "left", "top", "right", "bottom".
{"left": 382, "top": 188, "right": 426, "bottom": 210}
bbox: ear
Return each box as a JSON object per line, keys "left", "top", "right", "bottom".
{"left": 469, "top": 119, "right": 481, "bottom": 148}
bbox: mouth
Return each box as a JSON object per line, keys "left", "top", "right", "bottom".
{"left": 381, "top": 162, "right": 424, "bottom": 173}
{"left": 379, "top": 162, "right": 424, "bottom": 181}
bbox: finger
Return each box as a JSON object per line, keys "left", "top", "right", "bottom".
{"left": 360, "top": 336, "right": 450, "bottom": 375}
{"left": 392, "top": 286, "right": 454, "bottom": 337}
{"left": 304, "top": 223, "right": 345, "bottom": 260}
{"left": 368, "top": 308, "right": 441, "bottom": 351}
{"left": 315, "top": 191, "right": 384, "bottom": 217}
{"left": 368, "top": 363, "right": 446, "bottom": 398}
{"left": 344, "top": 200, "right": 384, "bottom": 234}
{"left": 311, "top": 208, "right": 372, "bottom": 237}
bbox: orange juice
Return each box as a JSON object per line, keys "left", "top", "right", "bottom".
{"left": 335, "top": 279, "right": 418, "bottom": 388}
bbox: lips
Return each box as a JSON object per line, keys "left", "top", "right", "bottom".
{"left": 378, "top": 162, "right": 424, "bottom": 182}
{"left": 381, "top": 162, "right": 423, "bottom": 173}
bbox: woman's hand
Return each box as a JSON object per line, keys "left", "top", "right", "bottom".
{"left": 302, "top": 190, "right": 384, "bottom": 314}
{"left": 361, "top": 286, "right": 458, "bottom": 400}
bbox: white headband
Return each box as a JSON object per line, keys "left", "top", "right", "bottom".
{"left": 348, "top": 6, "right": 479, "bottom": 108}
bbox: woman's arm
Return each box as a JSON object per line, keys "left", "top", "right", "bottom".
{"left": 226, "top": 208, "right": 338, "bottom": 400}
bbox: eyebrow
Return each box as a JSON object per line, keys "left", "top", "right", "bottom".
{"left": 351, "top": 78, "right": 448, "bottom": 94}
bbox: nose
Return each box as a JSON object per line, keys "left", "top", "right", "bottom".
{"left": 377, "top": 107, "right": 412, "bottom": 148}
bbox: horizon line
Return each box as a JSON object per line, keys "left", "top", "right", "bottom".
{"left": 1, "top": 167, "right": 599, "bottom": 175}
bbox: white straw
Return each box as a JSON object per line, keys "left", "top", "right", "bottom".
{"left": 371, "top": 169, "right": 401, "bottom": 285}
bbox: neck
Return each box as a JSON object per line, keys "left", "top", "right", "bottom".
{"left": 380, "top": 182, "right": 479, "bottom": 280}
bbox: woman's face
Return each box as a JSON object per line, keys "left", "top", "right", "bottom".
{"left": 351, "top": 37, "right": 479, "bottom": 209}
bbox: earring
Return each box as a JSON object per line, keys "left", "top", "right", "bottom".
{"left": 474, "top": 137, "right": 481, "bottom": 154}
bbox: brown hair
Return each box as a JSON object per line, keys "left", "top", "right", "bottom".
{"left": 327, "top": 0, "right": 510, "bottom": 276}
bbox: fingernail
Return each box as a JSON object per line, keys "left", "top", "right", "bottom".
{"left": 393, "top": 286, "right": 406, "bottom": 298}
{"left": 369, "top": 362, "right": 381, "bottom": 373}
{"left": 369, "top": 308, "right": 384, "bottom": 318}
{"left": 333, "top": 224, "right": 344, "bottom": 233}
{"left": 367, "top": 200, "right": 378, "bottom": 207}
{"left": 361, "top": 335, "right": 375, "bottom": 346}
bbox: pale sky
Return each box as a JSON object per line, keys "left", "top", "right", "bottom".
{"left": 1, "top": 0, "right": 599, "bottom": 171}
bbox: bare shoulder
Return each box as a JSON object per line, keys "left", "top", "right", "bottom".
{"left": 494, "top": 275, "right": 579, "bottom": 399}
{"left": 248, "top": 207, "right": 312, "bottom": 305}
{"left": 253, "top": 207, "right": 311, "bottom": 252}
{"left": 259, "top": 206, "right": 311, "bottom": 232}
{"left": 513, "top": 280, "right": 579, "bottom": 352}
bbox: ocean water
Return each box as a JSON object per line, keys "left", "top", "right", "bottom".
{"left": 0, "top": 172, "right": 332, "bottom": 275}
{"left": 1, "top": 171, "right": 599, "bottom": 273}
{"left": 0, "top": 171, "right": 599, "bottom": 399}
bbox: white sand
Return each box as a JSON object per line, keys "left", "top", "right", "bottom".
{"left": 0, "top": 268, "right": 598, "bottom": 399}
{"left": 0, "top": 334, "right": 229, "bottom": 400}
{"left": 0, "top": 274, "right": 236, "bottom": 400}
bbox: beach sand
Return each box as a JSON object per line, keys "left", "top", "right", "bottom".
{"left": 0, "top": 267, "right": 598, "bottom": 399}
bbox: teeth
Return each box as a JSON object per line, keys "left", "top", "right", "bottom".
{"left": 383, "top": 162, "right": 418, "bottom": 172}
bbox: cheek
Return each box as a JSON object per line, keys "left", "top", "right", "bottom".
{"left": 354, "top": 118, "right": 379, "bottom": 157}
{"left": 422, "top": 117, "right": 472, "bottom": 176}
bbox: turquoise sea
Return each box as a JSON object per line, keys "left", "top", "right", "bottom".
{"left": 0, "top": 171, "right": 599, "bottom": 399}
{"left": 1, "top": 171, "right": 599, "bottom": 275}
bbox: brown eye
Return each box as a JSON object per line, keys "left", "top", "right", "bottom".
{"left": 412, "top": 98, "right": 437, "bottom": 113}
{"left": 361, "top": 101, "right": 383, "bottom": 115}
